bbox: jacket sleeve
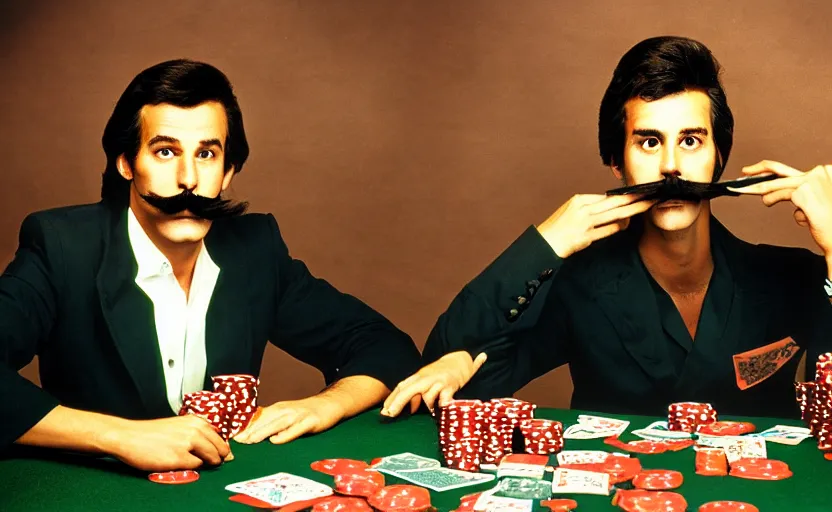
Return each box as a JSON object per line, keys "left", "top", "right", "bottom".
{"left": 0, "top": 214, "right": 61, "bottom": 449}
{"left": 266, "top": 215, "right": 421, "bottom": 392}
{"left": 422, "top": 226, "right": 572, "bottom": 399}
{"left": 791, "top": 250, "right": 832, "bottom": 380}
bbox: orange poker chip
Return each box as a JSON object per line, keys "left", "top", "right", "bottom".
{"left": 825, "top": 452, "right": 832, "bottom": 461}
{"left": 310, "top": 458, "right": 370, "bottom": 476}
{"left": 698, "top": 501, "right": 759, "bottom": 512}
{"left": 612, "top": 489, "right": 687, "bottom": 511}
{"left": 368, "top": 485, "right": 432, "bottom": 512}
{"left": 312, "top": 497, "right": 374, "bottom": 512}
{"left": 695, "top": 448, "right": 728, "bottom": 476}
{"left": 540, "top": 498, "right": 579, "bottom": 511}
{"left": 729, "top": 458, "right": 792, "bottom": 481}
{"left": 334, "top": 469, "right": 385, "bottom": 498}
{"left": 632, "top": 470, "right": 684, "bottom": 490}
{"left": 696, "top": 421, "right": 756, "bottom": 436}
{"left": 148, "top": 470, "right": 199, "bottom": 484}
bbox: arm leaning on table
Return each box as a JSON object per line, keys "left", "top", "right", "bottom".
{"left": 234, "top": 214, "right": 422, "bottom": 445}
{"left": 1, "top": 214, "right": 230, "bottom": 471}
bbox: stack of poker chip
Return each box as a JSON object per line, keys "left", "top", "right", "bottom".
{"left": 212, "top": 374, "right": 260, "bottom": 438}
{"left": 796, "top": 353, "right": 832, "bottom": 451}
{"left": 437, "top": 399, "right": 487, "bottom": 471}
{"left": 482, "top": 398, "right": 536, "bottom": 464}
{"left": 666, "top": 402, "right": 717, "bottom": 432}
{"left": 179, "top": 374, "right": 260, "bottom": 440}
{"left": 518, "top": 418, "right": 564, "bottom": 455}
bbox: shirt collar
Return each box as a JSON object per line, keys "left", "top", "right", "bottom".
{"left": 127, "top": 207, "right": 176, "bottom": 280}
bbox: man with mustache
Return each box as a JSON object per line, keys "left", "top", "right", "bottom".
{"left": 382, "top": 36, "right": 832, "bottom": 420}
{"left": 0, "top": 60, "right": 420, "bottom": 471}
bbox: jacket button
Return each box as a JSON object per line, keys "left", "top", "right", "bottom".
{"left": 517, "top": 296, "right": 527, "bottom": 305}
{"left": 509, "top": 308, "right": 519, "bottom": 318}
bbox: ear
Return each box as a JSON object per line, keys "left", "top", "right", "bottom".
{"left": 221, "top": 166, "right": 236, "bottom": 191}
{"left": 116, "top": 155, "right": 133, "bottom": 180}
{"left": 610, "top": 163, "right": 624, "bottom": 182}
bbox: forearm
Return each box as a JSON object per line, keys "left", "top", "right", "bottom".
{"left": 313, "top": 375, "right": 389, "bottom": 421}
{"left": 15, "top": 405, "right": 126, "bottom": 455}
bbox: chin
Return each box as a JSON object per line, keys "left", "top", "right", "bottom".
{"left": 157, "top": 218, "right": 212, "bottom": 244}
{"left": 647, "top": 201, "right": 702, "bottom": 232}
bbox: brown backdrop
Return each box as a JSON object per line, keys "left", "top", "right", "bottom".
{"left": 2, "top": 0, "right": 831, "bottom": 410}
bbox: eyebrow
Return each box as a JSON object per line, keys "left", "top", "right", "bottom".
{"left": 147, "top": 135, "right": 224, "bottom": 149}
{"left": 631, "top": 127, "right": 709, "bottom": 140}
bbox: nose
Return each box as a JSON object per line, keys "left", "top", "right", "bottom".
{"left": 177, "top": 157, "right": 198, "bottom": 192}
{"left": 659, "top": 145, "right": 680, "bottom": 179}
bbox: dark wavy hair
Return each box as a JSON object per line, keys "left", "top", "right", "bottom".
{"left": 598, "top": 36, "right": 734, "bottom": 180}
{"left": 100, "top": 59, "right": 250, "bottom": 205}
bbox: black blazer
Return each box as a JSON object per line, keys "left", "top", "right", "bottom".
{"left": 423, "top": 216, "right": 832, "bottom": 418}
{"left": 0, "top": 202, "right": 420, "bottom": 448}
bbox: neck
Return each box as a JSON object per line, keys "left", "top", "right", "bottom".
{"left": 638, "top": 205, "right": 714, "bottom": 295}
{"left": 131, "top": 209, "right": 202, "bottom": 297}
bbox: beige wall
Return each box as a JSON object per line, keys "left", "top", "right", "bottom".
{"left": 2, "top": 0, "right": 831, "bottom": 409}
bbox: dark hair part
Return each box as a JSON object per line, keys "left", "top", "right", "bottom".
{"left": 598, "top": 36, "right": 734, "bottom": 180}
{"left": 101, "top": 59, "right": 249, "bottom": 205}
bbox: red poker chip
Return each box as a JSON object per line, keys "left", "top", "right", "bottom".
{"left": 148, "top": 470, "right": 199, "bottom": 484}
{"left": 367, "top": 485, "right": 432, "bottom": 512}
{"left": 695, "top": 448, "right": 728, "bottom": 476}
{"left": 312, "top": 497, "right": 374, "bottom": 512}
{"left": 698, "top": 502, "right": 759, "bottom": 512}
{"left": 632, "top": 470, "right": 684, "bottom": 490}
{"left": 540, "top": 498, "right": 579, "bottom": 511}
{"left": 310, "top": 458, "right": 370, "bottom": 476}
{"left": 612, "top": 489, "right": 687, "bottom": 512}
{"left": 729, "top": 458, "right": 792, "bottom": 481}
{"left": 334, "top": 469, "right": 385, "bottom": 497}
{"left": 696, "top": 421, "right": 755, "bottom": 436}
{"left": 824, "top": 452, "right": 832, "bottom": 461}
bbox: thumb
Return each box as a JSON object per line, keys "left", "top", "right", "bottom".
{"left": 472, "top": 352, "right": 488, "bottom": 374}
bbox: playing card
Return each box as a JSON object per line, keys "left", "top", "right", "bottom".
{"left": 749, "top": 425, "right": 812, "bottom": 445}
{"left": 631, "top": 421, "right": 693, "bottom": 441}
{"left": 473, "top": 492, "right": 534, "bottom": 512}
{"left": 371, "top": 452, "right": 442, "bottom": 474}
{"left": 497, "top": 454, "right": 549, "bottom": 479}
{"left": 386, "top": 467, "right": 495, "bottom": 492}
{"left": 551, "top": 468, "right": 610, "bottom": 496}
{"left": 492, "top": 477, "right": 553, "bottom": 500}
{"left": 563, "top": 424, "right": 604, "bottom": 439}
{"left": 563, "top": 415, "right": 629, "bottom": 439}
{"left": 556, "top": 450, "right": 612, "bottom": 465}
{"left": 696, "top": 435, "right": 767, "bottom": 463}
{"left": 225, "top": 472, "right": 332, "bottom": 507}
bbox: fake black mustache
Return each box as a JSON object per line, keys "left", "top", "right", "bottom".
{"left": 606, "top": 174, "right": 778, "bottom": 202}
{"left": 141, "top": 190, "right": 248, "bottom": 220}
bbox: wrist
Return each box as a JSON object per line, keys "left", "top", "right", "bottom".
{"left": 92, "top": 415, "right": 129, "bottom": 456}
{"left": 535, "top": 223, "right": 569, "bottom": 258}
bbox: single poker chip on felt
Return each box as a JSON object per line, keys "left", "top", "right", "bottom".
{"left": 825, "top": 452, "right": 832, "bottom": 461}
{"left": 312, "top": 496, "right": 374, "bottom": 512}
{"left": 632, "top": 469, "right": 684, "bottom": 490}
{"left": 612, "top": 489, "right": 687, "bottom": 512}
{"left": 540, "top": 498, "right": 579, "bottom": 511}
{"left": 698, "top": 501, "right": 759, "bottom": 512}
{"left": 148, "top": 470, "right": 199, "bottom": 484}
{"left": 729, "top": 458, "right": 792, "bottom": 480}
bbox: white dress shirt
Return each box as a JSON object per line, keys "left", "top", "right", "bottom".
{"left": 127, "top": 208, "right": 220, "bottom": 413}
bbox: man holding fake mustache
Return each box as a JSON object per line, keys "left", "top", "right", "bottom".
{"left": 0, "top": 60, "right": 420, "bottom": 471}
{"left": 382, "top": 36, "right": 832, "bottom": 420}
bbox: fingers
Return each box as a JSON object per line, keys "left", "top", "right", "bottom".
{"left": 420, "top": 381, "right": 446, "bottom": 413}
{"left": 761, "top": 188, "right": 797, "bottom": 207}
{"left": 179, "top": 453, "right": 205, "bottom": 470}
{"left": 188, "top": 432, "right": 223, "bottom": 466}
{"left": 190, "top": 417, "right": 229, "bottom": 457}
{"left": 409, "top": 394, "right": 422, "bottom": 415}
{"left": 234, "top": 407, "right": 294, "bottom": 444}
{"left": 729, "top": 176, "right": 804, "bottom": 195}
{"left": 471, "top": 352, "right": 488, "bottom": 374}
{"left": 437, "top": 386, "right": 457, "bottom": 408}
{"left": 586, "top": 194, "right": 648, "bottom": 215}
{"left": 382, "top": 378, "right": 433, "bottom": 417}
{"left": 794, "top": 208, "right": 809, "bottom": 227}
{"left": 381, "top": 374, "right": 417, "bottom": 416}
{"left": 591, "top": 199, "right": 656, "bottom": 228}
{"left": 742, "top": 160, "right": 803, "bottom": 178}
{"left": 269, "top": 414, "right": 317, "bottom": 445}
{"left": 587, "top": 219, "right": 629, "bottom": 244}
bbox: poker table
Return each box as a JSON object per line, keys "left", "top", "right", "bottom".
{"left": 0, "top": 407, "right": 827, "bottom": 511}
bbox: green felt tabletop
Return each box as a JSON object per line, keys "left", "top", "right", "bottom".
{"left": 0, "top": 408, "right": 828, "bottom": 511}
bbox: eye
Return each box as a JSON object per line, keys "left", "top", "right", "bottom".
{"left": 156, "top": 148, "right": 175, "bottom": 159}
{"left": 681, "top": 136, "right": 701, "bottom": 149}
{"left": 198, "top": 150, "right": 215, "bottom": 159}
{"left": 641, "top": 138, "right": 660, "bottom": 150}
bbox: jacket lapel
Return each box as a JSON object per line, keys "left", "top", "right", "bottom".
{"left": 203, "top": 220, "right": 255, "bottom": 388}
{"left": 588, "top": 228, "right": 678, "bottom": 389}
{"left": 95, "top": 206, "right": 170, "bottom": 417}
